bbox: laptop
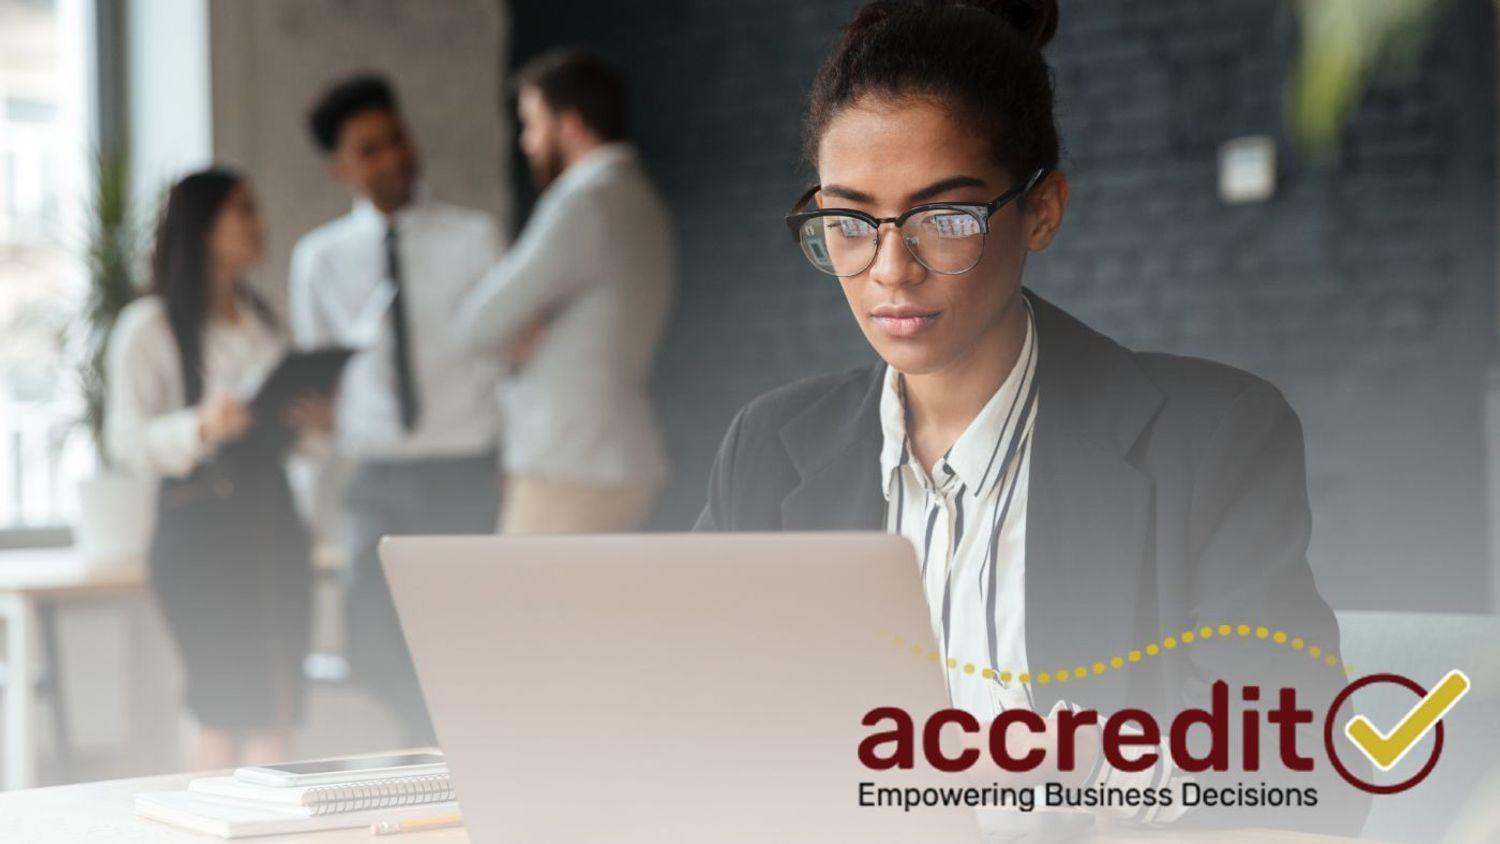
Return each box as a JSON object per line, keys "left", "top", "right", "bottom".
{"left": 381, "top": 533, "right": 981, "bottom": 843}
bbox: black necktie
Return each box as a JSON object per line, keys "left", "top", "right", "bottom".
{"left": 384, "top": 224, "right": 420, "bottom": 432}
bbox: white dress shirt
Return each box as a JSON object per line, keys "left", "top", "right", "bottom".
{"left": 105, "top": 295, "right": 285, "bottom": 478}
{"left": 457, "top": 143, "right": 676, "bottom": 488}
{"left": 879, "top": 303, "right": 1187, "bottom": 826}
{"left": 289, "top": 198, "right": 504, "bottom": 461}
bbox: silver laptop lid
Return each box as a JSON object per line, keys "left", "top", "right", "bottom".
{"left": 382, "top": 533, "right": 979, "bottom": 843}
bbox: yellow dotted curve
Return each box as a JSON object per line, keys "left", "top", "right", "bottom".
{"left": 878, "top": 623, "right": 1357, "bottom": 687}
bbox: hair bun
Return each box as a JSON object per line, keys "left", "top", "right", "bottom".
{"left": 973, "top": 0, "right": 1058, "bottom": 50}
{"left": 841, "top": 0, "right": 903, "bottom": 46}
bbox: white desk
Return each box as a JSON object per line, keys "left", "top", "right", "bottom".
{"left": 0, "top": 546, "right": 342, "bottom": 791}
{"left": 0, "top": 767, "right": 466, "bottom": 843}
{"left": 0, "top": 765, "right": 1375, "bottom": 844}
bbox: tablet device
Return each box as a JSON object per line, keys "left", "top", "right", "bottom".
{"left": 235, "top": 751, "right": 446, "bottom": 787}
{"left": 247, "top": 346, "right": 354, "bottom": 419}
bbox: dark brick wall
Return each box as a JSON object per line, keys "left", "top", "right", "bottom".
{"left": 508, "top": 0, "right": 1497, "bottom": 611}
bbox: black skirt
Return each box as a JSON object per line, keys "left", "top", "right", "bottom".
{"left": 149, "top": 441, "right": 312, "bottom": 731}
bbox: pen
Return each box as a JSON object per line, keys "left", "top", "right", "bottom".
{"left": 370, "top": 812, "right": 464, "bottom": 835}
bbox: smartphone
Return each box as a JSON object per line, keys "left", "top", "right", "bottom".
{"left": 234, "top": 751, "right": 446, "bottom": 787}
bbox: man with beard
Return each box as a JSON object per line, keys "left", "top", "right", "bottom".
{"left": 459, "top": 50, "right": 677, "bottom": 534}
{"left": 290, "top": 75, "right": 504, "bottom": 744}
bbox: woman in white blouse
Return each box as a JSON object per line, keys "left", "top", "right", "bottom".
{"left": 107, "top": 169, "right": 330, "bottom": 769}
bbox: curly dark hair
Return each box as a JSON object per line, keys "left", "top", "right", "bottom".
{"left": 307, "top": 74, "right": 399, "bottom": 153}
{"left": 802, "top": 0, "right": 1061, "bottom": 180}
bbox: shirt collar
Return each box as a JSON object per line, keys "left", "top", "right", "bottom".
{"left": 349, "top": 185, "right": 432, "bottom": 233}
{"left": 878, "top": 366, "right": 913, "bottom": 500}
{"left": 879, "top": 301, "right": 1038, "bottom": 500}
{"left": 551, "top": 141, "right": 636, "bottom": 194}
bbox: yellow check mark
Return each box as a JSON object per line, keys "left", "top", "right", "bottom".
{"left": 1344, "top": 669, "right": 1471, "bottom": 772}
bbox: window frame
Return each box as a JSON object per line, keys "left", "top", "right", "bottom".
{"left": 0, "top": 0, "right": 115, "bottom": 548}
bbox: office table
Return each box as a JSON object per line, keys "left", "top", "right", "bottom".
{"left": 0, "top": 546, "right": 343, "bottom": 791}
{"left": 0, "top": 548, "right": 146, "bottom": 792}
{"left": 0, "top": 766, "right": 1378, "bottom": 843}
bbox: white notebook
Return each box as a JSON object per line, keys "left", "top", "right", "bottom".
{"left": 188, "top": 772, "right": 454, "bottom": 816}
{"left": 135, "top": 791, "right": 460, "bottom": 838}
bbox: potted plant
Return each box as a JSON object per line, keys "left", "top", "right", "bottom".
{"left": 71, "top": 147, "right": 152, "bottom": 564}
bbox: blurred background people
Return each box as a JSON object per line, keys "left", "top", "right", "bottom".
{"left": 105, "top": 169, "right": 329, "bottom": 769}
{"left": 288, "top": 75, "right": 504, "bottom": 745}
{"left": 460, "top": 50, "right": 675, "bottom": 535}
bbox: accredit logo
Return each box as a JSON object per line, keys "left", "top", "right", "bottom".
{"left": 859, "top": 672, "right": 1470, "bottom": 795}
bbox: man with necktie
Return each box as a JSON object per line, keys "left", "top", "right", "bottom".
{"left": 289, "top": 75, "right": 504, "bottom": 744}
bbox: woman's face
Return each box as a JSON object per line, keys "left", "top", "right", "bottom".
{"left": 816, "top": 95, "right": 1065, "bottom": 377}
{"left": 208, "top": 183, "right": 266, "bottom": 277}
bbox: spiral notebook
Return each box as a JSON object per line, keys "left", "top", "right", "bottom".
{"left": 188, "top": 772, "right": 454, "bottom": 816}
{"left": 135, "top": 791, "right": 460, "bottom": 838}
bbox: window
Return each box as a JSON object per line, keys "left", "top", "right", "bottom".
{"left": 0, "top": 0, "right": 95, "bottom": 531}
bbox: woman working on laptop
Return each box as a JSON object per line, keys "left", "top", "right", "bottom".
{"left": 696, "top": 0, "right": 1365, "bottom": 834}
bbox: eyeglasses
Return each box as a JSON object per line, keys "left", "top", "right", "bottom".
{"left": 785, "top": 168, "right": 1048, "bottom": 277}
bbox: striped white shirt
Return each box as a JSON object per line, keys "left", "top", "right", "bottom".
{"left": 878, "top": 302, "right": 1188, "bottom": 825}
{"left": 879, "top": 305, "right": 1038, "bottom": 716}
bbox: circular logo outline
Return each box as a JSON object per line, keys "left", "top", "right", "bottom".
{"left": 1323, "top": 672, "right": 1444, "bottom": 795}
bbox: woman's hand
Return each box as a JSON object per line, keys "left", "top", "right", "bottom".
{"left": 282, "top": 393, "right": 335, "bottom": 434}
{"left": 198, "top": 394, "right": 253, "bottom": 445}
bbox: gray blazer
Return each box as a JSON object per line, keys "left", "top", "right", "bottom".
{"left": 459, "top": 144, "right": 676, "bottom": 486}
{"left": 695, "top": 290, "right": 1370, "bottom": 834}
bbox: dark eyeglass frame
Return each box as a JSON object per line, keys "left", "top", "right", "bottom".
{"left": 784, "top": 167, "right": 1050, "bottom": 277}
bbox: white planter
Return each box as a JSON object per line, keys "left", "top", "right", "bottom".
{"left": 73, "top": 471, "right": 155, "bottom": 567}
